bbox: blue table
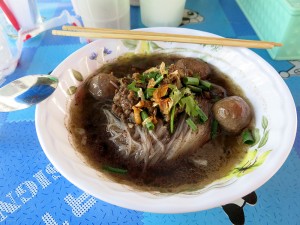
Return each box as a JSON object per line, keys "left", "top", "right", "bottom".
{"left": 0, "top": 0, "right": 299, "bottom": 224}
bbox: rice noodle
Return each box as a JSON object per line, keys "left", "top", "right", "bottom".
{"left": 103, "top": 107, "right": 210, "bottom": 167}
{"left": 109, "top": 80, "right": 119, "bottom": 89}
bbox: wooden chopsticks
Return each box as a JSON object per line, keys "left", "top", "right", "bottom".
{"left": 52, "top": 26, "right": 282, "bottom": 49}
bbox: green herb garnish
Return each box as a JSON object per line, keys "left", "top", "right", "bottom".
{"left": 141, "top": 111, "right": 155, "bottom": 130}
{"left": 183, "top": 77, "right": 200, "bottom": 86}
{"left": 187, "top": 85, "right": 202, "bottom": 93}
{"left": 186, "top": 118, "right": 197, "bottom": 131}
{"left": 155, "top": 74, "right": 164, "bottom": 85}
{"left": 170, "top": 106, "right": 176, "bottom": 133}
{"left": 103, "top": 166, "right": 127, "bottom": 174}
{"left": 242, "top": 129, "right": 255, "bottom": 145}
{"left": 179, "top": 96, "right": 208, "bottom": 123}
{"left": 169, "top": 86, "right": 184, "bottom": 133}
{"left": 169, "top": 85, "right": 183, "bottom": 104}
{"left": 145, "top": 71, "right": 160, "bottom": 79}
{"left": 145, "top": 88, "right": 156, "bottom": 99}
{"left": 127, "top": 81, "right": 139, "bottom": 92}
{"left": 211, "top": 119, "right": 219, "bottom": 139}
{"left": 199, "top": 80, "right": 212, "bottom": 90}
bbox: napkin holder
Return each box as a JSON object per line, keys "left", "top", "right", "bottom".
{"left": 237, "top": 0, "right": 300, "bottom": 60}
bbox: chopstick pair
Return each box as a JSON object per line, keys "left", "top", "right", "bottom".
{"left": 52, "top": 26, "right": 282, "bottom": 49}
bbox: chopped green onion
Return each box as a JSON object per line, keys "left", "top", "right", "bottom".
{"left": 155, "top": 74, "right": 164, "bottom": 85}
{"left": 170, "top": 106, "right": 176, "bottom": 133}
{"left": 127, "top": 81, "right": 139, "bottom": 92}
{"left": 143, "top": 118, "right": 155, "bottom": 130}
{"left": 211, "top": 119, "right": 218, "bottom": 139}
{"left": 242, "top": 129, "right": 255, "bottom": 145}
{"left": 141, "top": 111, "right": 155, "bottom": 130}
{"left": 103, "top": 165, "right": 127, "bottom": 174}
{"left": 187, "top": 85, "right": 202, "bottom": 93}
{"left": 183, "top": 77, "right": 200, "bottom": 86}
{"left": 199, "top": 80, "right": 212, "bottom": 90}
{"left": 141, "top": 111, "right": 149, "bottom": 121}
{"left": 145, "top": 88, "right": 156, "bottom": 99}
{"left": 196, "top": 106, "right": 208, "bottom": 123}
{"left": 186, "top": 118, "right": 197, "bottom": 131}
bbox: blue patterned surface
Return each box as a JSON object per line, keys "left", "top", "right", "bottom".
{"left": 0, "top": 0, "right": 299, "bottom": 224}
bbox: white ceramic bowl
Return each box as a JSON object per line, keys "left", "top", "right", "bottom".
{"left": 35, "top": 28, "right": 297, "bottom": 213}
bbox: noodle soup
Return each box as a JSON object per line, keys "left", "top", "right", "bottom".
{"left": 68, "top": 53, "right": 253, "bottom": 193}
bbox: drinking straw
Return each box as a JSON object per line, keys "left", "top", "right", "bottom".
{"left": 0, "top": 0, "right": 20, "bottom": 31}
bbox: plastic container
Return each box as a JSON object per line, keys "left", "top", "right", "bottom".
{"left": 236, "top": 0, "right": 300, "bottom": 60}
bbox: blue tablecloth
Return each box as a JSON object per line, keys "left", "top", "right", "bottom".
{"left": 0, "top": 0, "right": 299, "bottom": 224}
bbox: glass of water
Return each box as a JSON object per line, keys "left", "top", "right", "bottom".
{"left": 77, "top": 0, "right": 131, "bottom": 30}
{"left": 140, "top": 0, "right": 186, "bottom": 27}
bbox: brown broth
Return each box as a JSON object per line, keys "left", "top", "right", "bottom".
{"left": 68, "top": 53, "right": 250, "bottom": 193}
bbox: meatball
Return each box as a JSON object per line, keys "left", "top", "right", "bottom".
{"left": 171, "top": 58, "right": 211, "bottom": 79}
{"left": 212, "top": 96, "right": 252, "bottom": 134}
{"left": 88, "top": 73, "right": 118, "bottom": 100}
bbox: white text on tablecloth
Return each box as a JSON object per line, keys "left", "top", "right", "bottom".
{"left": 0, "top": 163, "right": 97, "bottom": 223}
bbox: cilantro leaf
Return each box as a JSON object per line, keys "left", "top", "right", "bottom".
{"left": 127, "top": 81, "right": 139, "bottom": 92}
{"left": 169, "top": 85, "right": 183, "bottom": 105}
{"left": 179, "top": 96, "right": 208, "bottom": 123}
{"left": 142, "top": 71, "right": 160, "bottom": 83}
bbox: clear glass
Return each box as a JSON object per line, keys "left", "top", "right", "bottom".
{"left": 70, "top": 0, "right": 80, "bottom": 15}
{"left": 77, "top": 0, "right": 131, "bottom": 29}
{"left": 4, "top": 0, "right": 42, "bottom": 32}
{"left": 130, "top": 0, "right": 140, "bottom": 6}
{"left": 140, "top": 0, "right": 186, "bottom": 27}
{"left": 0, "top": 12, "right": 22, "bottom": 84}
